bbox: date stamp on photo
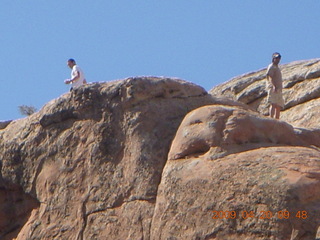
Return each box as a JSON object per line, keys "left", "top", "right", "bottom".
{"left": 212, "top": 210, "right": 308, "bottom": 220}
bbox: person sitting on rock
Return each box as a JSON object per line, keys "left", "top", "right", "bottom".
{"left": 266, "top": 52, "right": 284, "bottom": 119}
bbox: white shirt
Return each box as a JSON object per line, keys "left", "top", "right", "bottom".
{"left": 71, "top": 65, "right": 86, "bottom": 87}
{"left": 266, "top": 63, "right": 282, "bottom": 90}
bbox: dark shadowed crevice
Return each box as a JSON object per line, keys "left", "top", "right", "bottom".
{"left": 0, "top": 180, "right": 39, "bottom": 240}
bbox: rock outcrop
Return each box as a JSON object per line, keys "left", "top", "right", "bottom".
{"left": 156, "top": 105, "right": 320, "bottom": 239}
{"left": 0, "top": 77, "right": 240, "bottom": 240}
{"left": 0, "top": 120, "right": 12, "bottom": 130}
{"left": 0, "top": 65, "right": 319, "bottom": 240}
{"left": 168, "top": 105, "right": 320, "bottom": 161}
{"left": 209, "top": 59, "right": 320, "bottom": 129}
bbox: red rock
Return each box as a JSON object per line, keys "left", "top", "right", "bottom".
{"left": 158, "top": 105, "right": 320, "bottom": 239}
{"left": 0, "top": 77, "right": 236, "bottom": 240}
{"left": 0, "top": 63, "right": 319, "bottom": 240}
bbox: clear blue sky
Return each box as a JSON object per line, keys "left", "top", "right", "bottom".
{"left": 1, "top": 1, "right": 319, "bottom": 120}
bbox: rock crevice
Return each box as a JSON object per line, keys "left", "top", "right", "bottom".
{"left": 0, "top": 70, "right": 319, "bottom": 239}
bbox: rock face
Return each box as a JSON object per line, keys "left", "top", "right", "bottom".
{"left": 209, "top": 59, "right": 320, "bottom": 128}
{"left": 155, "top": 105, "right": 320, "bottom": 239}
{"left": 0, "top": 68, "right": 319, "bottom": 240}
{"left": 0, "top": 174, "right": 39, "bottom": 240}
{"left": 0, "top": 120, "right": 12, "bottom": 130}
{"left": 0, "top": 77, "right": 238, "bottom": 240}
{"left": 167, "top": 105, "right": 314, "bottom": 161}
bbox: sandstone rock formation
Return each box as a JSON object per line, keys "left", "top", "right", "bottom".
{"left": 154, "top": 105, "right": 320, "bottom": 239}
{"left": 209, "top": 59, "right": 320, "bottom": 129}
{"left": 0, "top": 120, "right": 12, "bottom": 130}
{"left": 0, "top": 77, "right": 240, "bottom": 240}
{"left": 0, "top": 64, "right": 319, "bottom": 240}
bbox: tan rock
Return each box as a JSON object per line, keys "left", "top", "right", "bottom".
{"left": 152, "top": 146, "right": 320, "bottom": 240}
{"left": 282, "top": 98, "right": 320, "bottom": 129}
{"left": 168, "top": 105, "right": 319, "bottom": 161}
{"left": 0, "top": 77, "right": 239, "bottom": 240}
{"left": 0, "top": 120, "right": 12, "bottom": 130}
{"left": 210, "top": 59, "right": 320, "bottom": 128}
{"left": 1, "top": 71, "right": 319, "bottom": 240}
{"left": 155, "top": 105, "right": 320, "bottom": 240}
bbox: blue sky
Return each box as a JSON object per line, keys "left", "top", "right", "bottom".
{"left": 1, "top": 1, "right": 319, "bottom": 120}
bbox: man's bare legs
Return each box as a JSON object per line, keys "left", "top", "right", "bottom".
{"left": 270, "top": 103, "right": 281, "bottom": 119}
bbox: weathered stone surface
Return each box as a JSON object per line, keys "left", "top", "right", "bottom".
{"left": 153, "top": 146, "right": 320, "bottom": 240}
{"left": 0, "top": 120, "right": 12, "bottom": 130}
{"left": 1, "top": 62, "right": 320, "bottom": 240}
{"left": 210, "top": 59, "right": 320, "bottom": 128}
{"left": 282, "top": 98, "right": 320, "bottom": 129}
{"left": 0, "top": 175, "right": 38, "bottom": 240}
{"left": 0, "top": 77, "right": 239, "bottom": 240}
{"left": 155, "top": 105, "right": 320, "bottom": 240}
{"left": 168, "top": 105, "right": 319, "bottom": 161}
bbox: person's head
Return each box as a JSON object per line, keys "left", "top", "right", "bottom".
{"left": 272, "top": 52, "right": 281, "bottom": 64}
{"left": 67, "top": 58, "right": 76, "bottom": 69}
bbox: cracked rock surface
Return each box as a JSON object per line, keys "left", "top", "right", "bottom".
{"left": 209, "top": 58, "right": 320, "bottom": 128}
{"left": 164, "top": 104, "right": 320, "bottom": 239}
{"left": 0, "top": 71, "right": 319, "bottom": 240}
{"left": 0, "top": 77, "right": 233, "bottom": 240}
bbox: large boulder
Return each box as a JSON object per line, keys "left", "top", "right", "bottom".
{"left": 152, "top": 105, "right": 320, "bottom": 240}
{"left": 0, "top": 77, "right": 240, "bottom": 240}
{"left": 1, "top": 61, "right": 319, "bottom": 240}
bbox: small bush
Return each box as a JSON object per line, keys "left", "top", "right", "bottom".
{"left": 18, "top": 105, "right": 37, "bottom": 116}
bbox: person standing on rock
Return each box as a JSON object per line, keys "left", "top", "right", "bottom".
{"left": 266, "top": 52, "right": 284, "bottom": 119}
{"left": 64, "top": 58, "right": 87, "bottom": 90}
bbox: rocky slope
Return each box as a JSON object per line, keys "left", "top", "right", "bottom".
{"left": 0, "top": 77, "right": 240, "bottom": 240}
{"left": 0, "top": 64, "right": 319, "bottom": 240}
{"left": 209, "top": 58, "right": 320, "bottom": 128}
